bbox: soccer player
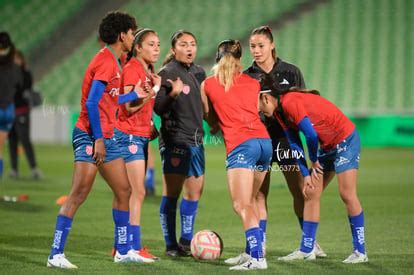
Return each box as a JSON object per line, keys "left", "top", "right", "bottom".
{"left": 258, "top": 82, "right": 368, "bottom": 263}
{"left": 0, "top": 32, "right": 22, "bottom": 179}
{"left": 114, "top": 28, "right": 161, "bottom": 262}
{"left": 202, "top": 40, "right": 272, "bottom": 270}
{"left": 46, "top": 12, "right": 152, "bottom": 269}
{"left": 154, "top": 30, "right": 206, "bottom": 257}
{"left": 225, "top": 25, "right": 326, "bottom": 264}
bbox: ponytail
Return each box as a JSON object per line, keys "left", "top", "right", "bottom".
{"left": 212, "top": 55, "right": 242, "bottom": 91}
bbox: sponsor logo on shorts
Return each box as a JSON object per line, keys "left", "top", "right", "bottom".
{"left": 336, "top": 156, "right": 350, "bottom": 166}
{"left": 337, "top": 144, "right": 348, "bottom": 153}
{"left": 237, "top": 153, "right": 247, "bottom": 164}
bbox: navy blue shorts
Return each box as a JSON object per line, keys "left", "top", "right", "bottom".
{"left": 72, "top": 127, "right": 122, "bottom": 163}
{"left": 226, "top": 138, "right": 273, "bottom": 171}
{"left": 0, "top": 104, "right": 15, "bottom": 132}
{"left": 318, "top": 130, "right": 360, "bottom": 174}
{"left": 160, "top": 144, "right": 205, "bottom": 177}
{"left": 114, "top": 128, "right": 149, "bottom": 163}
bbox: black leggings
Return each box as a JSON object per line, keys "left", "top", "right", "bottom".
{"left": 8, "top": 113, "right": 37, "bottom": 171}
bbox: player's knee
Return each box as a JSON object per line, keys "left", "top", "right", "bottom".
{"left": 70, "top": 188, "right": 90, "bottom": 205}
{"left": 232, "top": 200, "right": 251, "bottom": 216}
{"left": 133, "top": 187, "right": 145, "bottom": 201}
{"left": 304, "top": 188, "right": 321, "bottom": 201}
{"left": 115, "top": 184, "right": 131, "bottom": 202}
{"left": 339, "top": 191, "right": 357, "bottom": 205}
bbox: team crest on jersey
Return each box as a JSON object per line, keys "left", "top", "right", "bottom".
{"left": 109, "top": 88, "right": 120, "bottom": 97}
{"left": 171, "top": 157, "right": 181, "bottom": 167}
{"left": 128, "top": 144, "right": 138, "bottom": 154}
{"left": 85, "top": 145, "right": 93, "bottom": 156}
{"left": 182, "top": 85, "right": 191, "bottom": 95}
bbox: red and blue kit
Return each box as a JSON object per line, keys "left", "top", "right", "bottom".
{"left": 204, "top": 74, "right": 269, "bottom": 154}
{"left": 277, "top": 92, "right": 355, "bottom": 151}
{"left": 75, "top": 47, "right": 121, "bottom": 138}
{"left": 116, "top": 58, "right": 154, "bottom": 138}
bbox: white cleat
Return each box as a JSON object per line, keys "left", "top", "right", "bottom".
{"left": 114, "top": 250, "right": 144, "bottom": 263}
{"left": 224, "top": 252, "right": 251, "bottom": 265}
{"left": 229, "top": 258, "right": 267, "bottom": 270}
{"left": 47, "top": 253, "right": 78, "bottom": 269}
{"left": 342, "top": 251, "right": 368, "bottom": 264}
{"left": 314, "top": 242, "right": 327, "bottom": 258}
{"left": 278, "top": 249, "right": 316, "bottom": 261}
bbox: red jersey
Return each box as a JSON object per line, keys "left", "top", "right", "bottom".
{"left": 116, "top": 58, "right": 154, "bottom": 137}
{"left": 276, "top": 92, "right": 355, "bottom": 150}
{"left": 75, "top": 47, "right": 121, "bottom": 138}
{"left": 204, "top": 74, "right": 269, "bottom": 154}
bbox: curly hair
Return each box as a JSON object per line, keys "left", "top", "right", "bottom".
{"left": 99, "top": 11, "right": 137, "bottom": 44}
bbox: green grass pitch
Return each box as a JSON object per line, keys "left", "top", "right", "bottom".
{"left": 0, "top": 144, "right": 413, "bottom": 274}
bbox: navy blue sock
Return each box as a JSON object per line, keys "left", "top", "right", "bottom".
{"left": 180, "top": 199, "right": 198, "bottom": 241}
{"left": 300, "top": 221, "right": 318, "bottom": 253}
{"left": 259, "top": 220, "right": 267, "bottom": 233}
{"left": 145, "top": 168, "right": 155, "bottom": 189}
{"left": 349, "top": 211, "right": 366, "bottom": 254}
{"left": 245, "top": 227, "right": 264, "bottom": 260}
{"left": 50, "top": 215, "right": 73, "bottom": 258}
{"left": 0, "top": 159, "right": 3, "bottom": 178}
{"left": 113, "top": 209, "right": 130, "bottom": 255}
{"left": 160, "top": 196, "right": 178, "bottom": 248}
{"left": 130, "top": 225, "right": 141, "bottom": 251}
{"left": 298, "top": 217, "right": 304, "bottom": 230}
{"left": 259, "top": 219, "right": 267, "bottom": 253}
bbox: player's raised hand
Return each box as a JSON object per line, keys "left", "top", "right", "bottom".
{"left": 93, "top": 138, "right": 106, "bottom": 166}
{"left": 167, "top": 77, "right": 184, "bottom": 98}
{"left": 133, "top": 79, "right": 150, "bottom": 98}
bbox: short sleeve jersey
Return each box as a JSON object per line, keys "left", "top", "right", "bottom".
{"left": 276, "top": 92, "right": 355, "bottom": 150}
{"left": 204, "top": 73, "right": 269, "bottom": 154}
{"left": 115, "top": 58, "right": 154, "bottom": 137}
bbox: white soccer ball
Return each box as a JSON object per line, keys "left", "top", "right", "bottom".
{"left": 191, "top": 230, "right": 223, "bottom": 260}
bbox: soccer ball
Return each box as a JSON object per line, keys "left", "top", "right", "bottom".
{"left": 191, "top": 230, "right": 223, "bottom": 260}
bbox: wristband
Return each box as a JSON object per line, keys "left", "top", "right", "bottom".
{"left": 152, "top": 85, "right": 160, "bottom": 93}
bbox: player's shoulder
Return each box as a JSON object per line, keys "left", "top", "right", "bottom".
{"left": 91, "top": 48, "right": 114, "bottom": 67}
{"left": 243, "top": 63, "right": 262, "bottom": 79}
{"left": 276, "top": 58, "right": 302, "bottom": 72}
{"left": 240, "top": 73, "right": 260, "bottom": 87}
{"left": 124, "top": 58, "right": 143, "bottom": 73}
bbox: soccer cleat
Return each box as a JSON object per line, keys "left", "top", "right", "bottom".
{"left": 47, "top": 253, "right": 78, "bottom": 269}
{"left": 132, "top": 247, "right": 159, "bottom": 263}
{"left": 229, "top": 258, "right": 267, "bottom": 270}
{"left": 224, "top": 252, "right": 251, "bottom": 265}
{"left": 114, "top": 250, "right": 144, "bottom": 263}
{"left": 178, "top": 239, "right": 192, "bottom": 256}
{"left": 9, "top": 169, "right": 19, "bottom": 179}
{"left": 278, "top": 249, "right": 316, "bottom": 261}
{"left": 314, "top": 242, "right": 327, "bottom": 258}
{"left": 31, "top": 168, "right": 43, "bottom": 180}
{"left": 342, "top": 251, "right": 368, "bottom": 264}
